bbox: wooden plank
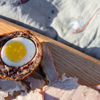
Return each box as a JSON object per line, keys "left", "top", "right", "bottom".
{"left": 0, "top": 18, "right": 100, "bottom": 86}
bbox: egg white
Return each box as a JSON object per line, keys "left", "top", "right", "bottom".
{"left": 1, "top": 37, "right": 36, "bottom": 67}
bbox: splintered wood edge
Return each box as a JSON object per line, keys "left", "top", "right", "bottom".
{"left": 0, "top": 18, "right": 100, "bottom": 86}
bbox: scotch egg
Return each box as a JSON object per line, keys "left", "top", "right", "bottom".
{"left": 0, "top": 31, "right": 42, "bottom": 81}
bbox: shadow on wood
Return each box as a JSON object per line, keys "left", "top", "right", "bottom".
{"left": 41, "top": 42, "right": 100, "bottom": 86}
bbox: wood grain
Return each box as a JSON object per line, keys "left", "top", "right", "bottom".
{"left": 0, "top": 18, "right": 100, "bottom": 86}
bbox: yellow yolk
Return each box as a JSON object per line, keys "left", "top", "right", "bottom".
{"left": 5, "top": 41, "right": 27, "bottom": 62}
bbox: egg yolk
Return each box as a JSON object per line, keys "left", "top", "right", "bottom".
{"left": 5, "top": 41, "right": 27, "bottom": 62}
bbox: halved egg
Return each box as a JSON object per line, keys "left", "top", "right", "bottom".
{"left": 0, "top": 31, "right": 42, "bottom": 81}
{"left": 1, "top": 37, "right": 36, "bottom": 67}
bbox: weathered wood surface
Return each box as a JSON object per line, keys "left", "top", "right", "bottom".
{"left": 0, "top": 18, "right": 100, "bottom": 86}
